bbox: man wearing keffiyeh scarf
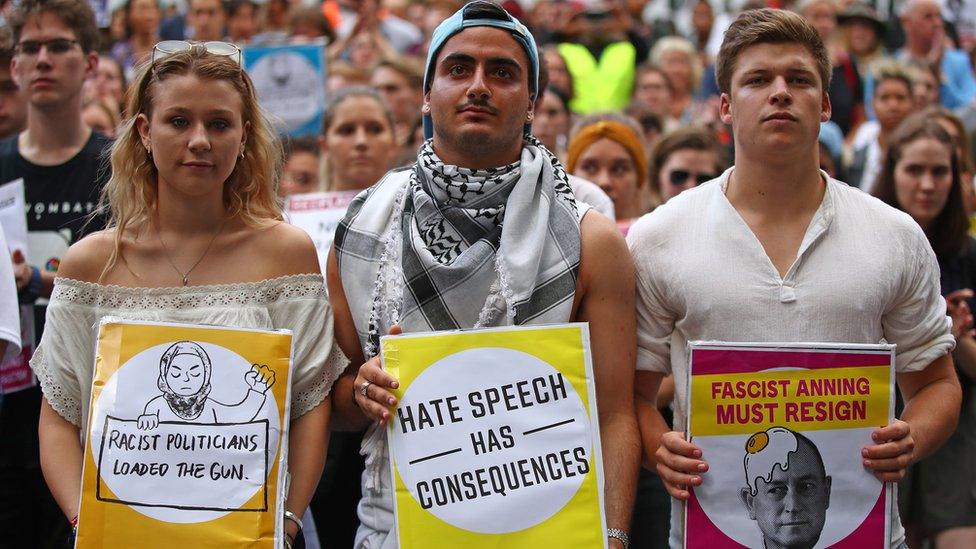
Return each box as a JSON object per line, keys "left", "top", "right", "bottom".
{"left": 328, "top": 2, "right": 639, "bottom": 548}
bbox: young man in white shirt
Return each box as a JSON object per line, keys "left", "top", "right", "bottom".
{"left": 627, "top": 8, "right": 962, "bottom": 548}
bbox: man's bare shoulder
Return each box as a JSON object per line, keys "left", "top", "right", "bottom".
{"left": 57, "top": 230, "right": 118, "bottom": 283}
{"left": 579, "top": 209, "right": 633, "bottom": 288}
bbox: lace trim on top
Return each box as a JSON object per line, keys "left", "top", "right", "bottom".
{"left": 32, "top": 344, "right": 82, "bottom": 426}
{"left": 37, "top": 274, "right": 338, "bottom": 426}
{"left": 51, "top": 273, "right": 327, "bottom": 308}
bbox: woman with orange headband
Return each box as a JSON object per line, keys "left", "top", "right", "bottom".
{"left": 567, "top": 114, "right": 650, "bottom": 233}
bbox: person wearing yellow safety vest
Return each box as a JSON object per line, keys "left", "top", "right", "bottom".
{"left": 557, "top": 0, "right": 638, "bottom": 114}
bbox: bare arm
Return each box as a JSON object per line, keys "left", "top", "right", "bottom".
{"left": 284, "top": 400, "right": 331, "bottom": 542}
{"left": 863, "top": 353, "right": 961, "bottom": 481}
{"left": 635, "top": 370, "right": 705, "bottom": 500}
{"left": 577, "top": 212, "right": 640, "bottom": 542}
{"left": 635, "top": 371, "right": 667, "bottom": 469}
{"left": 326, "top": 246, "right": 376, "bottom": 431}
{"left": 39, "top": 397, "right": 83, "bottom": 520}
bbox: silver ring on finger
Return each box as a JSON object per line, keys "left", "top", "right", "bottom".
{"left": 360, "top": 380, "right": 372, "bottom": 397}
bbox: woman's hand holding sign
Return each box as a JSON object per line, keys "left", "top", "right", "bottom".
{"left": 354, "top": 325, "right": 402, "bottom": 427}
{"left": 655, "top": 431, "right": 708, "bottom": 500}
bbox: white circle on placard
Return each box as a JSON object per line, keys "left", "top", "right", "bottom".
{"left": 389, "top": 347, "right": 593, "bottom": 534}
{"left": 694, "top": 429, "right": 882, "bottom": 548}
{"left": 248, "top": 51, "right": 321, "bottom": 129}
{"left": 89, "top": 342, "right": 280, "bottom": 523}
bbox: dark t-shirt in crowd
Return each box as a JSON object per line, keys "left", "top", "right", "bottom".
{"left": 0, "top": 129, "right": 110, "bottom": 471}
{"left": 0, "top": 130, "right": 111, "bottom": 271}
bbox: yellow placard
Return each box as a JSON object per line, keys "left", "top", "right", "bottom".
{"left": 382, "top": 324, "right": 607, "bottom": 549}
{"left": 76, "top": 319, "right": 293, "bottom": 548}
{"left": 690, "top": 365, "right": 891, "bottom": 436}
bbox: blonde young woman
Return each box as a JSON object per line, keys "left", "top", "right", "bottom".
{"left": 319, "top": 87, "right": 398, "bottom": 192}
{"left": 29, "top": 43, "right": 347, "bottom": 548}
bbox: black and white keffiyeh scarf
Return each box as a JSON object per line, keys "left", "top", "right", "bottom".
{"left": 334, "top": 137, "right": 582, "bottom": 358}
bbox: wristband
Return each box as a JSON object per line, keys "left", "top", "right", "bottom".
{"left": 18, "top": 265, "right": 42, "bottom": 304}
{"left": 608, "top": 527, "right": 629, "bottom": 549}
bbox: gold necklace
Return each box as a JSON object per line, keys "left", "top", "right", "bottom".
{"left": 156, "top": 218, "right": 227, "bottom": 286}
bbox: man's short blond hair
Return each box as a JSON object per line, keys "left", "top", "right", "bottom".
{"left": 716, "top": 8, "right": 831, "bottom": 95}
{"left": 872, "top": 59, "right": 915, "bottom": 98}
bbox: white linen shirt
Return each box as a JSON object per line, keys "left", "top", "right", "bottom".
{"left": 627, "top": 168, "right": 954, "bottom": 548}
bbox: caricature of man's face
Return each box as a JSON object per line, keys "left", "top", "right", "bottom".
{"left": 741, "top": 441, "right": 831, "bottom": 549}
{"left": 167, "top": 354, "right": 207, "bottom": 396}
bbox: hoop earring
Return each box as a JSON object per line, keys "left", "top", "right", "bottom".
{"left": 422, "top": 104, "right": 431, "bottom": 114}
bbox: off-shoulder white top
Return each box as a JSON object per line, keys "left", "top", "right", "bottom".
{"left": 29, "top": 274, "right": 348, "bottom": 429}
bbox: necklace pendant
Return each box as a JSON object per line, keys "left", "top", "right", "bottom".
{"left": 182, "top": 275, "right": 189, "bottom": 286}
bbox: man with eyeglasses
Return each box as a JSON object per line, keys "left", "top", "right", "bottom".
{"left": 0, "top": 0, "right": 110, "bottom": 545}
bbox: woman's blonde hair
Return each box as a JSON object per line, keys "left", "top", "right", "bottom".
{"left": 99, "top": 47, "right": 283, "bottom": 279}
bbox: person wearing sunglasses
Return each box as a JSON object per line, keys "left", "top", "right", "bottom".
{"left": 28, "top": 41, "right": 347, "bottom": 549}
{"left": 566, "top": 113, "right": 649, "bottom": 234}
{"left": 649, "top": 127, "right": 724, "bottom": 204}
{"left": 1, "top": 1, "right": 107, "bottom": 544}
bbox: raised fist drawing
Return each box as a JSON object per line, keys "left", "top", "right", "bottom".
{"left": 244, "top": 364, "right": 276, "bottom": 394}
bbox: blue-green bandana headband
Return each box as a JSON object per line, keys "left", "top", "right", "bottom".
{"left": 422, "top": 0, "right": 539, "bottom": 139}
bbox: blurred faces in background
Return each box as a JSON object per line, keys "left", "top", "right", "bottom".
{"left": 874, "top": 74, "right": 914, "bottom": 134}
{"left": 910, "top": 62, "right": 941, "bottom": 109}
{"left": 369, "top": 57, "right": 423, "bottom": 152}
{"left": 633, "top": 63, "right": 674, "bottom": 122}
{"left": 81, "top": 97, "right": 119, "bottom": 137}
{"left": 0, "top": 33, "right": 27, "bottom": 139}
{"left": 188, "top": 0, "right": 226, "bottom": 41}
{"left": 650, "top": 127, "right": 723, "bottom": 204}
{"left": 280, "top": 137, "right": 321, "bottom": 197}
{"left": 226, "top": 0, "right": 258, "bottom": 44}
{"left": 534, "top": 86, "right": 572, "bottom": 157}
{"left": 319, "top": 88, "right": 397, "bottom": 192}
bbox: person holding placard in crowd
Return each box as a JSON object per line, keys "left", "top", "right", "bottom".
{"left": 1, "top": 1, "right": 111, "bottom": 544}
{"left": 28, "top": 41, "right": 347, "bottom": 548}
{"left": 328, "top": 2, "right": 639, "bottom": 548}
{"left": 628, "top": 8, "right": 961, "bottom": 549}
{"left": 871, "top": 113, "right": 976, "bottom": 549}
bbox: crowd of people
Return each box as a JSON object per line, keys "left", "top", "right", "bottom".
{"left": 1, "top": 0, "right": 975, "bottom": 547}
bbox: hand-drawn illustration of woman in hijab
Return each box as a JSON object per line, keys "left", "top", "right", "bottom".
{"left": 136, "top": 341, "right": 276, "bottom": 429}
